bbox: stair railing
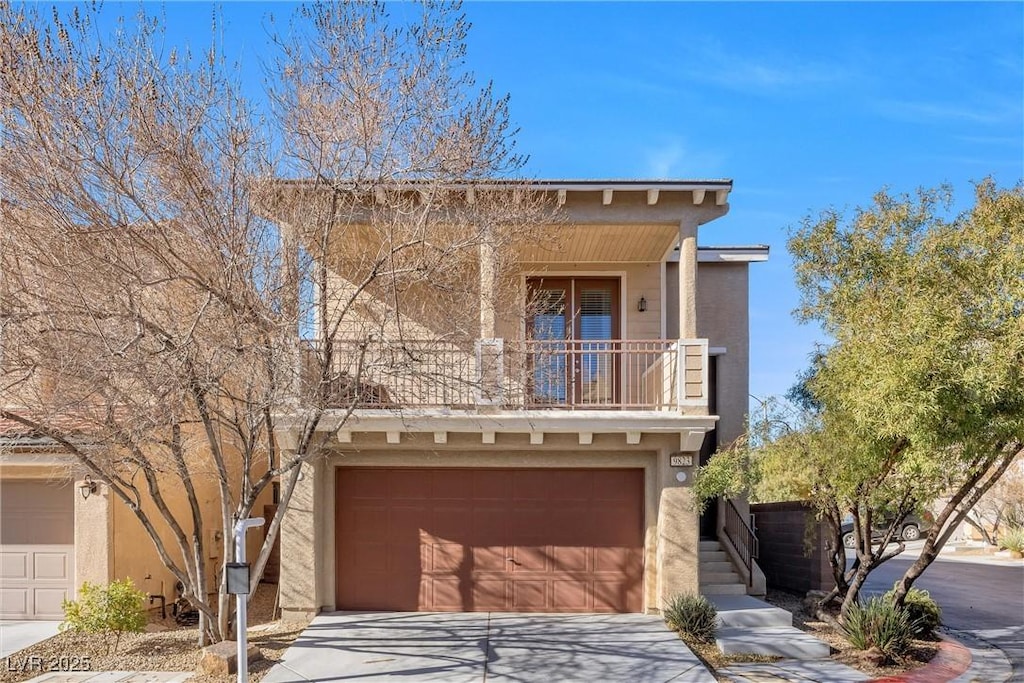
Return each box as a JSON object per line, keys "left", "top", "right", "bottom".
{"left": 723, "top": 498, "right": 759, "bottom": 587}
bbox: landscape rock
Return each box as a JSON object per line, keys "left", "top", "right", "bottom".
{"left": 197, "top": 640, "right": 263, "bottom": 676}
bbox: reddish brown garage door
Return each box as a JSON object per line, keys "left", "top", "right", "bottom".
{"left": 336, "top": 467, "right": 644, "bottom": 612}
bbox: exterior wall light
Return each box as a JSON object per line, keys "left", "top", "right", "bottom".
{"left": 78, "top": 475, "right": 98, "bottom": 500}
{"left": 637, "top": 296, "right": 647, "bottom": 312}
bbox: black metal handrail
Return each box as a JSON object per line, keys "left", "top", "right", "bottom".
{"left": 723, "top": 498, "right": 759, "bottom": 587}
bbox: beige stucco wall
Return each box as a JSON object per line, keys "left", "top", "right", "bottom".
{"left": 278, "top": 431, "right": 701, "bottom": 619}
{"left": 667, "top": 261, "right": 750, "bottom": 446}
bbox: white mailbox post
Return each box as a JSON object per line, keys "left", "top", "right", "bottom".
{"left": 232, "top": 517, "right": 265, "bottom": 683}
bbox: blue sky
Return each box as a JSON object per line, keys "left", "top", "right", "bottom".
{"left": 105, "top": 2, "right": 1024, "bottom": 402}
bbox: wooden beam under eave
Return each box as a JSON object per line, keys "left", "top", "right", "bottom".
{"left": 647, "top": 189, "right": 660, "bottom": 205}
{"left": 337, "top": 429, "right": 352, "bottom": 444}
{"left": 386, "top": 431, "right": 401, "bottom": 444}
{"left": 374, "top": 187, "right": 386, "bottom": 204}
{"left": 692, "top": 189, "right": 706, "bottom": 205}
{"left": 557, "top": 189, "right": 567, "bottom": 206}
{"left": 579, "top": 432, "right": 593, "bottom": 445}
{"left": 530, "top": 432, "right": 545, "bottom": 445}
{"left": 715, "top": 189, "right": 729, "bottom": 205}
{"left": 602, "top": 189, "right": 614, "bottom": 205}
{"left": 626, "top": 431, "right": 641, "bottom": 445}
{"left": 434, "top": 431, "right": 448, "bottom": 444}
{"left": 465, "top": 188, "right": 476, "bottom": 205}
{"left": 482, "top": 431, "right": 496, "bottom": 444}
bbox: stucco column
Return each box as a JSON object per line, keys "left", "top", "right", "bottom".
{"left": 279, "top": 456, "right": 322, "bottom": 620}
{"left": 74, "top": 479, "right": 112, "bottom": 588}
{"left": 678, "top": 219, "right": 698, "bottom": 339}
{"left": 655, "top": 457, "right": 700, "bottom": 608}
{"left": 479, "top": 229, "right": 496, "bottom": 339}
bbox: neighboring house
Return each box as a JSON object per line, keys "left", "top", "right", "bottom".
{"left": 0, "top": 417, "right": 242, "bottom": 621}
{"left": 272, "top": 180, "right": 768, "bottom": 618}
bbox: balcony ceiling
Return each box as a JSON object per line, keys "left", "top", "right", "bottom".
{"left": 520, "top": 224, "right": 680, "bottom": 263}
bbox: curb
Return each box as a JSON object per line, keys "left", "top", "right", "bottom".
{"left": 870, "top": 633, "right": 972, "bottom": 683}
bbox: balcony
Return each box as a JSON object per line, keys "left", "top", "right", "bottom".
{"left": 307, "top": 338, "right": 708, "bottom": 412}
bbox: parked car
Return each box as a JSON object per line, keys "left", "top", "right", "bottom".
{"left": 841, "top": 512, "right": 934, "bottom": 548}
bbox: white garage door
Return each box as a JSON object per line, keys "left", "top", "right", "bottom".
{"left": 1, "top": 480, "right": 75, "bottom": 620}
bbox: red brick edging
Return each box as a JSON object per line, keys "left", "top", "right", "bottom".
{"left": 870, "top": 634, "right": 972, "bottom": 683}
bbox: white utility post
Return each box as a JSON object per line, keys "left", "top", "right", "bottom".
{"left": 233, "top": 517, "right": 264, "bottom": 683}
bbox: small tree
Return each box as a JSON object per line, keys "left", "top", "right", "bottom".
{"left": 61, "top": 579, "right": 148, "bottom": 654}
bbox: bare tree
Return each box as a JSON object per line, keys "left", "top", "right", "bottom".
{"left": 1, "top": 1, "right": 551, "bottom": 644}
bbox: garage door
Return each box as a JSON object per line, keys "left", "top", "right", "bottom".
{"left": 336, "top": 467, "right": 644, "bottom": 612}
{"left": 0, "top": 480, "right": 75, "bottom": 620}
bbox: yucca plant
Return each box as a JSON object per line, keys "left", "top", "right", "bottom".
{"left": 842, "top": 596, "right": 913, "bottom": 663}
{"left": 997, "top": 526, "right": 1024, "bottom": 556}
{"left": 663, "top": 594, "right": 717, "bottom": 644}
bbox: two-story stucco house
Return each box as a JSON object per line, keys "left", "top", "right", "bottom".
{"left": 272, "top": 180, "right": 768, "bottom": 619}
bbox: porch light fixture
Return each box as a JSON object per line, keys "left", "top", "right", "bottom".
{"left": 78, "top": 475, "right": 98, "bottom": 500}
{"left": 637, "top": 296, "right": 647, "bottom": 313}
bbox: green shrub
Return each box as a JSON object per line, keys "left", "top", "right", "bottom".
{"left": 997, "top": 525, "right": 1024, "bottom": 554}
{"left": 61, "top": 579, "right": 147, "bottom": 653}
{"left": 883, "top": 584, "right": 941, "bottom": 637}
{"left": 663, "top": 593, "right": 717, "bottom": 644}
{"left": 841, "top": 596, "right": 913, "bottom": 662}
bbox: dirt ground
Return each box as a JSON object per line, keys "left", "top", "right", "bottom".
{"left": 0, "top": 583, "right": 306, "bottom": 683}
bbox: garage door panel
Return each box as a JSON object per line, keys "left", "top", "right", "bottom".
{"left": 430, "top": 541, "right": 465, "bottom": 571}
{"left": 33, "top": 588, "right": 69, "bottom": 618}
{"left": 336, "top": 467, "right": 643, "bottom": 613}
{"left": 471, "top": 580, "right": 508, "bottom": 610}
{"left": 2, "top": 551, "right": 29, "bottom": 579}
{"left": 511, "top": 545, "right": 549, "bottom": 572}
{"left": 471, "top": 545, "right": 506, "bottom": 571}
{"left": 511, "top": 580, "right": 546, "bottom": 609}
{"left": 552, "top": 546, "right": 589, "bottom": 572}
{"left": 34, "top": 553, "right": 69, "bottom": 580}
{"left": 0, "top": 588, "right": 29, "bottom": 614}
{"left": 552, "top": 580, "right": 588, "bottom": 610}
{"left": 594, "top": 580, "right": 640, "bottom": 612}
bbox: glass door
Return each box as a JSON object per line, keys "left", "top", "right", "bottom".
{"left": 527, "top": 277, "right": 620, "bottom": 406}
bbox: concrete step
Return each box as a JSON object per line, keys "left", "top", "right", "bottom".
{"left": 699, "top": 561, "right": 735, "bottom": 573}
{"left": 699, "top": 571, "right": 741, "bottom": 585}
{"left": 716, "top": 626, "right": 832, "bottom": 659}
{"left": 698, "top": 550, "right": 727, "bottom": 562}
{"left": 708, "top": 595, "right": 793, "bottom": 628}
{"left": 699, "top": 540, "right": 721, "bottom": 552}
{"left": 700, "top": 583, "right": 747, "bottom": 595}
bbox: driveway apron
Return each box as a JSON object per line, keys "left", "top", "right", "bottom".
{"left": 261, "top": 611, "right": 714, "bottom": 682}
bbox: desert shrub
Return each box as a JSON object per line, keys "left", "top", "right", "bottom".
{"left": 997, "top": 525, "right": 1024, "bottom": 554}
{"left": 884, "top": 584, "right": 941, "bottom": 637}
{"left": 663, "top": 593, "right": 717, "bottom": 644}
{"left": 841, "top": 595, "right": 913, "bottom": 662}
{"left": 61, "top": 579, "right": 147, "bottom": 653}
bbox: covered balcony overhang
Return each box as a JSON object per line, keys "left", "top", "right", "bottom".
{"left": 261, "top": 178, "right": 733, "bottom": 265}
{"left": 275, "top": 409, "right": 718, "bottom": 453}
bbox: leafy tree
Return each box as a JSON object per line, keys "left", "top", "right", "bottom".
{"left": 697, "top": 179, "right": 1024, "bottom": 615}
{"left": 788, "top": 179, "right": 1024, "bottom": 608}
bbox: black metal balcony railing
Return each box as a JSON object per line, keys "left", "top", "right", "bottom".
{"left": 304, "top": 338, "right": 707, "bottom": 411}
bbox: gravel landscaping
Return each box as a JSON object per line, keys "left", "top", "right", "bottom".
{"left": 764, "top": 588, "right": 939, "bottom": 678}
{"left": 0, "top": 584, "right": 306, "bottom": 683}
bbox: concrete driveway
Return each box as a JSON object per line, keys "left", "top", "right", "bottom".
{"left": 0, "top": 621, "right": 61, "bottom": 658}
{"left": 262, "top": 611, "right": 714, "bottom": 682}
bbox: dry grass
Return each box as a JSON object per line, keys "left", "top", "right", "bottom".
{"left": 0, "top": 583, "right": 307, "bottom": 683}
